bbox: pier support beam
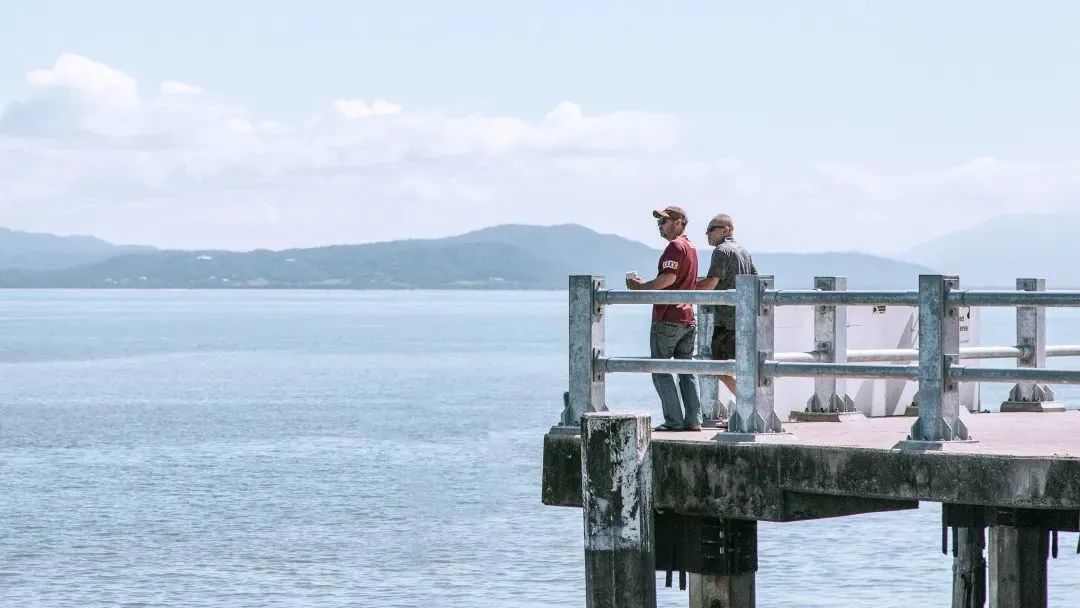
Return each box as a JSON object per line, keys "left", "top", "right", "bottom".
{"left": 943, "top": 505, "right": 987, "bottom": 608}
{"left": 988, "top": 525, "right": 1048, "bottom": 608}
{"left": 688, "top": 518, "right": 756, "bottom": 608}
{"left": 581, "top": 412, "right": 656, "bottom": 608}
{"left": 689, "top": 572, "right": 755, "bottom": 608}
{"left": 655, "top": 514, "right": 757, "bottom": 608}
{"left": 952, "top": 527, "right": 986, "bottom": 608}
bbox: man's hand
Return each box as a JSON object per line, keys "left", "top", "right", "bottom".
{"left": 626, "top": 276, "right": 646, "bottom": 289}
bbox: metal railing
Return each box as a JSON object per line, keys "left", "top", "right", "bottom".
{"left": 559, "top": 274, "right": 1080, "bottom": 443}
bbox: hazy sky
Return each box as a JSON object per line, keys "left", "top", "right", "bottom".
{"left": 2, "top": 1, "right": 1079, "bottom": 253}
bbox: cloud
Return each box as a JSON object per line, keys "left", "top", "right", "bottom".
{"left": 0, "top": 53, "right": 144, "bottom": 137}
{"left": 1, "top": 54, "right": 1079, "bottom": 254}
{"left": 161, "top": 80, "right": 204, "bottom": 95}
{"left": 0, "top": 54, "right": 686, "bottom": 249}
{"left": 25, "top": 53, "right": 139, "bottom": 109}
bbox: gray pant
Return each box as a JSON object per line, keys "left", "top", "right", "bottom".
{"left": 650, "top": 321, "right": 701, "bottom": 429}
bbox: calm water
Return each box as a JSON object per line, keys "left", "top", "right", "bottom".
{"left": 1, "top": 290, "right": 1077, "bottom": 607}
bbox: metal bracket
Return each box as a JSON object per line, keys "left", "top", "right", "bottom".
{"left": 1001, "top": 383, "right": 1066, "bottom": 412}
{"left": 803, "top": 392, "right": 856, "bottom": 414}
{"left": 941, "top": 505, "right": 1079, "bottom": 563}
{"left": 654, "top": 513, "right": 758, "bottom": 576}
{"left": 729, "top": 408, "right": 783, "bottom": 434}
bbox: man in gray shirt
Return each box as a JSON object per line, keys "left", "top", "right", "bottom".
{"left": 696, "top": 214, "right": 756, "bottom": 395}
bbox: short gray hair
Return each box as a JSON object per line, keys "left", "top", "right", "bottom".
{"left": 710, "top": 214, "right": 734, "bottom": 230}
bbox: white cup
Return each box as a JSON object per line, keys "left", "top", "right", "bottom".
{"left": 625, "top": 271, "right": 640, "bottom": 282}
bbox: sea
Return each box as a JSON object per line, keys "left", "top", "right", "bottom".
{"left": 1, "top": 289, "right": 1077, "bottom": 607}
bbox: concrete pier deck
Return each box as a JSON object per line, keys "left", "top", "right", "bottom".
{"left": 665, "top": 410, "right": 1080, "bottom": 457}
{"left": 543, "top": 411, "right": 1080, "bottom": 522}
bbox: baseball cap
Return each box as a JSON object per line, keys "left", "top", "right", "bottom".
{"left": 652, "top": 205, "right": 688, "bottom": 223}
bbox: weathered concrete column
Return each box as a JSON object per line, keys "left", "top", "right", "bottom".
{"left": 988, "top": 525, "right": 1048, "bottom": 608}
{"left": 1001, "top": 278, "right": 1065, "bottom": 413}
{"left": 689, "top": 572, "right": 755, "bottom": 608}
{"left": 731, "top": 275, "right": 781, "bottom": 434}
{"left": 559, "top": 275, "right": 607, "bottom": 429}
{"left": 911, "top": 274, "right": 969, "bottom": 442}
{"left": 952, "top": 527, "right": 986, "bottom": 608}
{"left": 695, "top": 305, "right": 727, "bottom": 425}
{"left": 581, "top": 412, "right": 655, "bottom": 608}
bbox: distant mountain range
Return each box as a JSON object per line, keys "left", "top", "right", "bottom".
{"left": 0, "top": 224, "right": 936, "bottom": 289}
{"left": 0, "top": 215, "right": 1071, "bottom": 289}
{"left": 0, "top": 227, "right": 154, "bottom": 271}
{"left": 905, "top": 214, "right": 1080, "bottom": 288}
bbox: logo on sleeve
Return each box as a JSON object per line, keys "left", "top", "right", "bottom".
{"left": 662, "top": 260, "right": 678, "bottom": 270}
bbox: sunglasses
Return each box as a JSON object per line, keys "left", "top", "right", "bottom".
{"left": 656, "top": 218, "right": 670, "bottom": 226}
{"left": 706, "top": 225, "right": 727, "bottom": 233}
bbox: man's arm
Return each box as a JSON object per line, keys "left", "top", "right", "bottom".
{"left": 629, "top": 242, "right": 683, "bottom": 290}
{"left": 628, "top": 272, "right": 676, "bottom": 290}
{"left": 696, "top": 248, "right": 728, "bottom": 290}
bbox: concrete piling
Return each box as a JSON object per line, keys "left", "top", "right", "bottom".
{"left": 581, "top": 412, "right": 656, "bottom": 608}
{"left": 988, "top": 525, "right": 1048, "bottom": 608}
{"left": 952, "top": 526, "right": 986, "bottom": 608}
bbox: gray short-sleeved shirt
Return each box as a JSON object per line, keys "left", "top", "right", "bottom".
{"left": 707, "top": 237, "right": 757, "bottom": 328}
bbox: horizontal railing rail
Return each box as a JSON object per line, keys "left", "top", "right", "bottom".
{"left": 950, "top": 291, "right": 1080, "bottom": 308}
{"left": 609, "top": 345, "right": 1080, "bottom": 366}
{"left": 768, "top": 290, "right": 921, "bottom": 307}
{"left": 598, "top": 288, "right": 1080, "bottom": 308}
{"left": 787, "top": 345, "right": 1080, "bottom": 363}
{"left": 952, "top": 367, "right": 1080, "bottom": 385}
{"left": 599, "top": 289, "right": 737, "bottom": 306}
{"left": 765, "top": 362, "right": 920, "bottom": 381}
{"left": 598, "top": 354, "right": 1080, "bottom": 378}
{"left": 600, "top": 357, "right": 737, "bottom": 376}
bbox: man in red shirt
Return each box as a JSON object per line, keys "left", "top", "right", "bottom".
{"left": 626, "top": 205, "right": 701, "bottom": 431}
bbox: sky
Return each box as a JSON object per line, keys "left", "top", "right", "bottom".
{"left": 1, "top": 1, "right": 1079, "bottom": 253}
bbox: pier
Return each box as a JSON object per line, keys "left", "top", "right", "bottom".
{"left": 542, "top": 275, "right": 1080, "bottom": 607}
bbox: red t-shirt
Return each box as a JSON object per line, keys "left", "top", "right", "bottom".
{"left": 652, "top": 235, "right": 698, "bottom": 325}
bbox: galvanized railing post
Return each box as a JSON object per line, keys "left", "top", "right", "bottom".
{"left": 912, "top": 275, "right": 969, "bottom": 442}
{"left": 1001, "top": 278, "right": 1063, "bottom": 412}
{"left": 731, "top": 275, "right": 781, "bottom": 434}
{"left": 559, "top": 275, "right": 607, "bottom": 429}
{"left": 798, "top": 276, "right": 856, "bottom": 419}
{"left": 696, "top": 305, "right": 729, "bottom": 425}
